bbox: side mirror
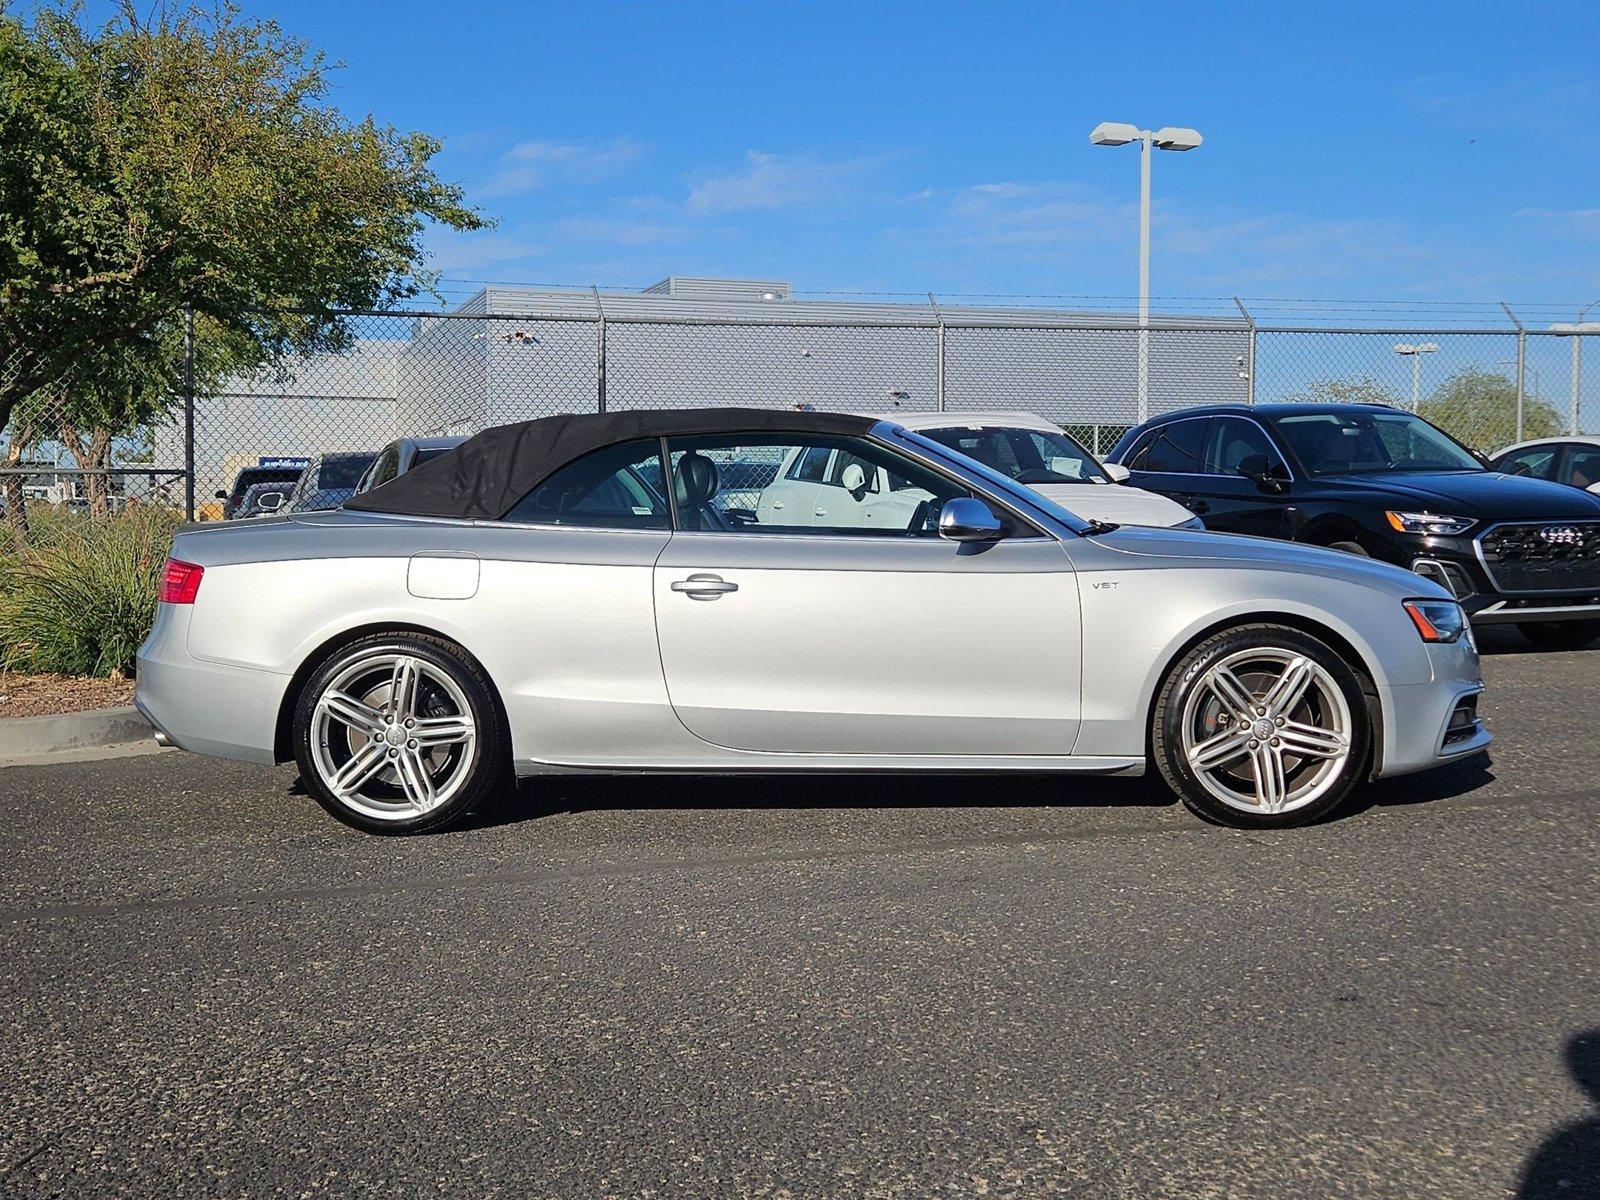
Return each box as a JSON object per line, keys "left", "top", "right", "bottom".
{"left": 1236, "top": 454, "right": 1287, "bottom": 492}
{"left": 1103, "top": 462, "right": 1132, "bottom": 484}
{"left": 257, "top": 492, "right": 284, "bottom": 513}
{"left": 214, "top": 490, "right": 228, "bottom": 500}
{"left": 839, "top": 462, "right": 868, "bottom": 495}
{"left": 938, "top": 497, "right": 1003, "bottom": 542}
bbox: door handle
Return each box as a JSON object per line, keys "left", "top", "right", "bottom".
{"left": 814, "top": 507, "right": 827, "bottom": 516}
{"left": 671, "top": 573, "right": 739, "bottom": 600}
{"left": 771, "top": 500, "right": 784, "bottom": 510}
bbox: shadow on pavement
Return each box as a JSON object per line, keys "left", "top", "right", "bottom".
{"left": 1476, "top": 626, "right": 1600, "bottom": 657}
{"left": 1519, "top": 1031, "right": 1600, "bottom": 1199}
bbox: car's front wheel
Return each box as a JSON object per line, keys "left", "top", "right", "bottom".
{"left": 1517, "top": 620, "right": 1600, "bottom": 651}
{"left": 1151, "top": 624, "right": 1371, "bottom": 828}
{"left": 292, "top": 633, "right": 508, "bottom": 834}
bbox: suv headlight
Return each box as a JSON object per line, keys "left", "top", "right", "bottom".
{"left": 1386, "top": 511, "right": 1475, "bottom": 536}
{"left": 1403, "top": 598, "right": 1469, "bottom": 643}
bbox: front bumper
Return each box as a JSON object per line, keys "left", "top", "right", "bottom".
{"left": 1374, "top": 637, "right": 1491, "bottom": 778}
{"left": 1402, "top": 536, "right": 1600, "bottom": 626}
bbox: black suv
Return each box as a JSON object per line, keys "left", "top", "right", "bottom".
{"left": 1107, "top": 402, "right": 1600, "bottom": 649}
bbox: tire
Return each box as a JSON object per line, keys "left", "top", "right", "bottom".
{"left": 1151, "top": 623, "right": 1372, "bottom": 829}
{"left": 292, "top": 632, "right": 509, "bottom": 834}
{"left": 1517, "top": 620, "right": 1600, "bottom": 651}
{"left": 1324, "top": 540, "right": 1369, "bottom": 557}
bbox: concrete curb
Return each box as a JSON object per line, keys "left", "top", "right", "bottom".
{"left": 0, "top": 705, "right": 153, "bottom": 766}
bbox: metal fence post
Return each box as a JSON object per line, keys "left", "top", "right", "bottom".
{"left": 928, "top": 292, "right": 945, "bottom": 411}
{"left": 592, "top": 286, "right": 607, "bottom": 414}
{"left": 1502, "top": 303, "right": 1526, "bottom": 443}
{"left": 183, "top": 302, "right": 196, "bottom": 521}
{"left": 1234, "top": 298, "right": 1256, "bottom": 405}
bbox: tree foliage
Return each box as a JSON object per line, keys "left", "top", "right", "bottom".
{"left": 0, "top": 1, "right": 486, "bottom": 439}
{"left": 1281, "top": 376, "right": 1403, "bottom": 407}
{"left": 1417, "top": 368, "right": 1563, "bottom": 451}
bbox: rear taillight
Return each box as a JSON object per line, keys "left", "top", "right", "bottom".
{"left": 159, "top": 558, "right": 204, "bottom": 604}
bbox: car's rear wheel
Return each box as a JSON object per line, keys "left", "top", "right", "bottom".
{"left": 1151, "top": 624, "right": 1371, "bottom": 829}
{"left": 292, "top": 633, "right": 507, "bottom": 834}
{"left": 1517, "top": 620, "right": 1600, "bottom": 650}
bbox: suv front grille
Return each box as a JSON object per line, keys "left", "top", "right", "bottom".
{"left": 1477, "top": 521, "right": 1600, "bottom": 594}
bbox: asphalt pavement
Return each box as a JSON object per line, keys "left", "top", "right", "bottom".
{"left": 2, "top": 629, "right": 1598, "bottom": 1198}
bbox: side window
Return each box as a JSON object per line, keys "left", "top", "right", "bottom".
{"left": 664, "top": 433, "right": 991, "bottom": 537}
{"left": 1496, "top": 447, "right": 1559, "bottom": 481}
{"left": 1565, "top": 447, "right": 1600, "bottom": 489}
{"left": 788, "top": 445, "right": 831, "bottom": 482}
{"left": 369, "top": 450, "right": 398, "bottom": 489}
{"left": 1205, "top": 418, "right": 1288, "bottom": 477}
{"left": 1132, "top": 419, "right": 1209, "bottom": 473}
{"left": 502, "top": 439, "right": 669, "bottom": 529}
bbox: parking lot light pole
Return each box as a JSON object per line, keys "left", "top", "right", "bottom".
{"left": 1550, "top": 301, "right": 1600, "bottom": 435}
{"left": 1090, "top": 122, "right": 1203, "bottom": 423}
{"left": 1392, "top": 342, "right": 1438, "bottom": 411}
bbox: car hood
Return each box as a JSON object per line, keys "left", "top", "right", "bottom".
{"left": 1029, "top": 482, "right": 1196, "bottom": 528}
{"left": 1316, "top": 470, "right": 1600, "bottom": 520}
{"left": 1090, "top": 524, "right": 1448, "bottom": 597}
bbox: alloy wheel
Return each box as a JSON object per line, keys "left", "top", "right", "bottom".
{"left": 309, "top": 652, "right": 478, "bottom": 821}
{"left": 1179, "top": 647, "right": 1352, "bottom": 816}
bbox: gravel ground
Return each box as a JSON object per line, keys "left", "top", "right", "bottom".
{"left": 0, "top": 673, "right": 135, "bottom": 719}
{"left": 1, "top": 630, "right": 1597, "bottom": 1198}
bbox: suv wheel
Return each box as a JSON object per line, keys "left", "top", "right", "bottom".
{"left": 1152, "top": 624, "right": 1372, "bottom": 829}
{"left": 1517, "top": 620, "right": 1600, "bottom": 651}
{"left": 292, "top": 633, "right": 508, "bottom": 834}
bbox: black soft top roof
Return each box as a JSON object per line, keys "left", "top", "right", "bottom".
{"left": 343, "top": 406, "right": 878, "bottom": 520}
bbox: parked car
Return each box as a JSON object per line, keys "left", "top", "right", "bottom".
{"left": 138, "top": 407, "right": 1488, "bottom": 835}
{"left": 235, "top": 481, "right": 291, "bottom": 519}
{"left": 281, "top": 451, "right": 378, "bottom": 513}
{"left": 1108, "top": 403, "right": 1600, "bottom": 649}
{"left": 891, "top": 411, "right": 1202, "bottom": 528}
{"left": 1489, "top": 437, "right": 1600, "bottom": 494}
{"left": 217, "top": 464, "right": 304, "bottom": 520}
{"left": 354, "top": 437, "right": 467, "bottom": 496}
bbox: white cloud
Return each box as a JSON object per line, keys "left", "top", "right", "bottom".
{"left": 481, "top": 137, "right": 645, "bottom": 197}
{"left": 685, "top": 151, "right": 884, "bottom": 215}
{"left": 553, "top": 216, "right": 684, "bottom": 246}
{"left": 425, "top": 230, "right": 547, "bottom": 272}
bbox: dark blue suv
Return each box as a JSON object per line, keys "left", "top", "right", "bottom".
{"left": 1108, "top": 402, "right": 1600, "bottom": 649}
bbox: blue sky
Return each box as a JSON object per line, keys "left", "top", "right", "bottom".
{"left": 58, "top": 2, "right": 1600, "bottom": 311}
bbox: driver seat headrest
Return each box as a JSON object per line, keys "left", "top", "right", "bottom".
{"left": 674, "top": 452, "right": 720, "bottom": 508}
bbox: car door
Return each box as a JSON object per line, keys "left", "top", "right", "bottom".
{"left": 1493, "top": 444, "right": 1562, "bottom": 483}
{"left": 1122, "top": 416, "right": 1212, "bottom": 519}
{"left": 1561, "top": 444, "right": 1600, "bottom": 492}
{"left": 652, "top": 431, "right": 1082, "bottom": 757}
{"left": 756, "top": 445, "right": 826, "bottom": 526}
{"left": 1189, "top": 416, "right": 1296, "bottom": 538}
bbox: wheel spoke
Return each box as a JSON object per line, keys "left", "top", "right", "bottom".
{"left": 412, "top": 715, "right": 473, "bottom": 748}
{"left": 1250, "top": 742, "right": 1289, "bottom": 813}
{"left": 1207, "top": 667, "right": 1258, "bottom": 717}
{"left": 396, "top": 748, "right": 438, "bottom": 811}
{"left": 1262, "top": 656, "right": 1316, "bottom": 718}
{"left": 1277, "top": 720, "right": 1347, "bottom": 760}
{"left": 388, "top": 657, "right": 421, "bottom": 721}
{"left": 1188, "top": 726, "right": 1253, "bottom": 772}
{"left": 328, "top": 741, "right": 388, "bottom": 797}
{"left": 319, "top": 689, "right": 386, "bottom": 736}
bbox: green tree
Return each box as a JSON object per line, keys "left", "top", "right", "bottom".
{"left": 1282, "top": 376, "right": 1404, "bottom": 406}
{"left": 0, "top": 1, "right": 486, "bottom": 450}
{"left": 1417, "top": 368, "right": 1562, "bottom": 451}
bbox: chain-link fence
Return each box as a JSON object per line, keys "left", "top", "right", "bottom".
{"left": 4, "top": 302, "right": 1597, "bottom": 530}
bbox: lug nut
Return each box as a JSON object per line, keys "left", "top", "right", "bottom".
{"left": 407, "top": 740, "right": 418, "bottom": 749}
{"left": 387, "top": 748, "right": 398, "bottom": 758}
{"left": 405, "top": 719, "right": 415, "bottom": 728}
{"left": 1270, "top": 738, "right": 1281, "bottom": 748}
{"left": 1275, "top": 717, "right": 1285, "bottom": 727}
{"left": 1248, "top": 739, "right": 1259, "bottom": 749}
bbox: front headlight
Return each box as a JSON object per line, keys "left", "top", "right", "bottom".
{"left": 1403, "top": 598, "right": 1468, "bottom": 643}
{"left": 1175, "top": 515, "right": 1206, "bottom": 531}
{"left": 1385, "top": 511, "right": 1475, "bottom": 536}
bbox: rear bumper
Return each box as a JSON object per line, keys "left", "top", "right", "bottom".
{"left": 134, "top": 606, "right": 289, "bottom": 765}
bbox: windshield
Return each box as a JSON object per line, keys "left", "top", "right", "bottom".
{"left": 1270, "top": 410, "right": 1482, "bottom": 475}
{"left": 318, "top": 453, "right": 376, "bottom": 489}
{"left": 919, "top": 425, "right": 1108, "bottom": 485}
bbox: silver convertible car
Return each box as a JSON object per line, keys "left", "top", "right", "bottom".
{"left": 136, "top": 408, "right": 1490, "bottom": 834}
